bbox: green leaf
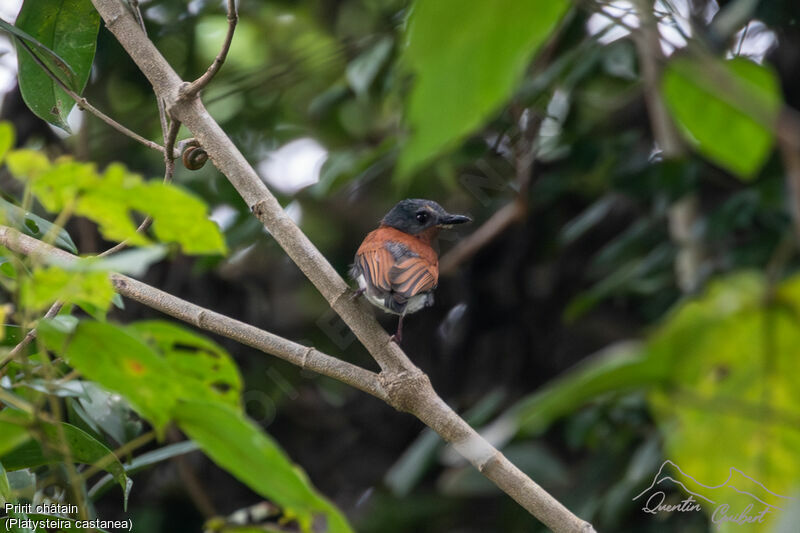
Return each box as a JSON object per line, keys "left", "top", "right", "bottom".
{"left": 397, "top": 0, "right": 569, "bottom": 180}
{"left": 39, "top": 320, "right": 179, "bottom": 436}
{"left": 0, "top": 461, "right": 11, "bottom": 504}
{"left": 505, "top": 341, "right": 660, "bottom": 436}
{"left": 0, "top": 18, "right": 79, "bottom": 91}
{"left": 49, "top": 246, "right": 167, "bottom": 277}
{"left": 128, "top": 321, "right": 243, "bottom": 409}
{"left": 0, "top": 412, "right": 32, "bottom": 457}
{"left": 88, "top": 441, "right": 199, "bottom": 500}
{"left": 0, "top": 198, "right": 78, "bottom": 254}
{"left": 645, "top": 272, "right": 800, "bottom": 532}
{"left": 5, "top": 149, "right": 50, "bottom": 180}
{"left": 661, "top": 57, "right": 782, "bottom": 178}
{"left": 127, "top": 181, "right": 228, "bottom": 255}
{"left": 175, "top": 401, "right": 353, "bottom": 533}
{"left": 19, "top": 266, "right": 114, "bottom": 316}
{"left": 14, "top": 0, "right": 100, "bottom": 130}
{"left": 7, "top": 155, "right": 227, "bottom": 255}
{"left": 68, "top": 381, "right": 140, "bottom": 444}
{"left": 0, "top": 413, "right": 130, "bottom": 510}
{"left": 346, "top": 36, "right": 393, "bottom": 97}
{"left": 0, "top": 121, "right": 13, "bottom": 164}
{"left": 39, "top": 320, "right": 242, "bottom": 435}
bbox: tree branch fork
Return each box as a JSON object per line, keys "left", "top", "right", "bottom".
{"left": 0, "top": 226, "right": 593, "bottom": 533}
{"left": 3, "top": 0, "right": 596, "bottom": 530}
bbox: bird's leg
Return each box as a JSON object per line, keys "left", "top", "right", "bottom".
{"left": 390, "top": 315, "right": 404, "bottom": 344}
{"left": 350, "top": 287, "right": 366, "bottom": 300}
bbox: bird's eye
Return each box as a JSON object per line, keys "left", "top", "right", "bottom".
{"left": 416, "top": 212, "right": 428, "bottom": 224}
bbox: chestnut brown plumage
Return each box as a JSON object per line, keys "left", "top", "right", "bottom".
{"left": 350, "top": 199, "right": 470, "bottom": 342}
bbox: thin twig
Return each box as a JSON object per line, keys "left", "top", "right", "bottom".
{"left": 440, "top": 202, "right": 526, "bottom": 275}
{"left": 80, "top": 430, "right": 156, "bottom": 482}
{"left": 0, "top": 301, "right": 62, "bottom": 371}
{"left": 100, "top": 118, "right": 181, "bottom": 256}
{"left": 629, "top": 0, "right": 706, "bottom": 294}
{"left": 180, "top": 0, "right": 238, "bottom": 99}
{"left": 439, "top": 109, "right": 541, "bottom": 276}
{"left": 167, "top": 426, "right": 217, "bottom": 518}
{"left": 15, "top": 39, "right": 174, "bottom": 157}
{"left": 779, "top": 111, "right": 800, "bottom": 243}
{"left": 129, "top": 0, "right": 172, "bottom": 150}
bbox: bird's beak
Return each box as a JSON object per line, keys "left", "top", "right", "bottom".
{"left": 437, "top": 214, "right": 472, "bottom": 228}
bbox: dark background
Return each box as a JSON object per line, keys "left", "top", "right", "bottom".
{"left": 3, "top": 0, "right": 800, "bottom": 531}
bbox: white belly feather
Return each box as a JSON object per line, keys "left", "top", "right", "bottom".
{"left": 357, "top": 274, "right": 430, "bottom": 316}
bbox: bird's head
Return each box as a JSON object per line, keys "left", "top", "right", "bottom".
{"left": 380, "top": 199, "right": 471, "bottom": 235}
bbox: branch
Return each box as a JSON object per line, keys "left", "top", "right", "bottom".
{"left": 440, "top": 201, "right": 525, "bottom": 275}
{"left": 1, "top": 225, "right": 592, "bottom": 532}
{"left": 0, "top": 226, "right": 387, "bottom": 401}
{"left": 629, "top": 0, "right": 705, "bottom": 293}
{"left": 83, "top": 2, "right": 595, "bottom": 530}
{"left": 440, "top": 108, "right": 540, "bottom": 276}
{"left": 180, "top": 0, "right": 238, "bottom": 99}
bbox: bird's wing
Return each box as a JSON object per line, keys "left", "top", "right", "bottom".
{"left": 355, "top": 246, "right": 393, "bottom": 293}
{"left": 355, "top": 243, "right": 438, "bottom": 301}
{"left": 387, "top": 249, "right": 438, "bottom": 300}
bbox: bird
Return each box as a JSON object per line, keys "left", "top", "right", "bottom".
{"left": 350, "top": 199, "right": 471, "bottom": 342}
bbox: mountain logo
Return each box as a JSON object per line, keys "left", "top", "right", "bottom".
{"left": 633, "top": 460, "right": 796, "bottom": 526}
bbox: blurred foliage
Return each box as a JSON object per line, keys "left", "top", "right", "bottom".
{"left": 1, "top": 0, "right": 800, "bottom": 531}
{"left": 662, "top": 56, "right": 781, "bottom": 178}
{"left": 0, "top": 116, "right": 353, "bottom": 531}
{"left": 397, "top": 0, "right": 570, "bottom": 179}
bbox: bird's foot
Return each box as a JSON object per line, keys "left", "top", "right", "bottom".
{"left": 391, "top": 316, "right": 404, "bottom": 344}
{"left": 350, "top": 287, "right": 366, "bottom": 301}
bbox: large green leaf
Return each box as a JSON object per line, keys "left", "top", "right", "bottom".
{"left": 39, "top": 320, "right": 180, "bottom": 435}
{"left": 508, "top": 341, "right": 661, "bottom": 436}
{"left": 661, "top": 57, "right": 782, "bottom": 179}
{"left": 644, "top": 273, "right": 800, "bottom": 532}
{"left": 0, "top": 18, "right": 80, "bottom": 93}
{"left": 15, "top": 0, "right": 100, "bottom": 130}
{"left": 175, "top": 401, "right": 353, "bottom": 533}
{"left": 128, "top": 321, "right": 243, "bottom": 409}
{"left": 36, "top": 320, "right": 344, "bottom": 529}
{"left": 39, "top": 320, "right": 243, "bottom": 432}
{"left": 397, "top": 0, "right": 569, "bottom": 180}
